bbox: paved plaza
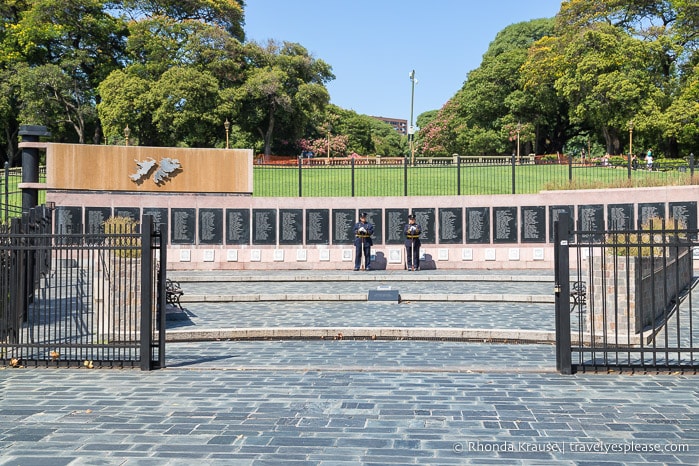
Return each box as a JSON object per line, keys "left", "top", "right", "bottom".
{"left": 1, "top": 270, "right": 698, "bottom": 465}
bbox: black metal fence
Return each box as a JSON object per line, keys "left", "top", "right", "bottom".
{"left": 0, "top": 209, "right": 166, "bottom": 370}
{"left": 253, "top": 154, "right": 697, "bottom": 197}
{"left": 555, "top": 213, "right": 699, "bottom": 374}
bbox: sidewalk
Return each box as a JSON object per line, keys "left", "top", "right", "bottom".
{"left": 1, "top": 269, "right": 698, "bottom": 465}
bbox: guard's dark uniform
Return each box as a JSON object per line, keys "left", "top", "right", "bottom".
{"left": 404, "top": 217, "right": 422, "bottom": 271}
{"left": 353, "top": 214, "right": 374, "bottom": 270}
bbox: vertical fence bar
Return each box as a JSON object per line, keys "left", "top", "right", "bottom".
{"left": 510, "top": 153, "right": 516, "bottom": 194}
{"left": 158, "top": 226, "right": 167, "bottom": 369}
{"left": 568, "top": 153, "right": 573, "bottom": 183}
{"left": 554, "top": 213, "right": 572, "bottom": 374}
{"left": 456, "top": 155, "right": 461, "bottom": 196}
{"left": 690, "top": 153, "right": 695, "bottom": 180}
{"left": 140, "top": 215, "right": 153, "bottom": 371}
{"left": 297, "top": 156, "right": 303, "bottom": 198}
{"left": 3, "top": 162, "right": 8, "bottom": 220}
{"left": 351, "top": 158, "right": 355, "bottom": 197}
{"left": 403, "top": 157, "right": 408, "bottom": 197}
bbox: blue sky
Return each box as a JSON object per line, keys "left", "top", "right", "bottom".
{"left": 244, "top": 1, "right": 564, "bottom": 125}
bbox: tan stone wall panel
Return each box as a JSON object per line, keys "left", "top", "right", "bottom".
{"left": 46, "top": 144, "right": 252, "bottom": 193}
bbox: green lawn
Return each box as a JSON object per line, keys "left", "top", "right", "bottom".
{"left": 253, "top": 164, "right": 696, "bottom": 197}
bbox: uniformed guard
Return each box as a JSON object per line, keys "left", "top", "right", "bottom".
{"left": 404, "top": 214, "right": 422, "bottom": 271}
{"left": 353, "top": 212, "right": 374, "bottom": 271}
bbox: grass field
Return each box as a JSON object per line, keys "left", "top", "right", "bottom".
{"left": 253, "top": 163, "right": 696, "bottom": 197}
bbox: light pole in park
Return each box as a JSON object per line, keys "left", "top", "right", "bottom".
{"left": 224, "top": 118, "right": 230, "bottom": 149}
{"left": 516, "top": 122, "right": 522, "bottom": 160}
{"left": 124, "top": 125, "right": 130, "bottom": 146}
{"left": 628, "top": 120, "right": 634, "bottom": 178}
{"left": 409, "top": 69, "right": 417, "bottom": 165}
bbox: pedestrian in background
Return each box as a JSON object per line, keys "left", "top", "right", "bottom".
{"left": 404, "top": 214, "right": 422, "bottom": 271}
{"left": 353, "top": 212, "right": 374, "bottom": 271}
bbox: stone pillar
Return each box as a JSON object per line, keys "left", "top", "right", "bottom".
{"left": 19, "top": 125, "right": 51, "bottom": 214}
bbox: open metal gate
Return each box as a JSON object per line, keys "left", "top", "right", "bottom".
{"left": 555, "top": 212, "right": 699, "bottom": 374}
{"left": 1, "top": 211, "right": 166, "bottom": 370}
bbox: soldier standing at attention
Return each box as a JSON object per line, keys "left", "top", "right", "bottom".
{"left": 353, "top": 212, "right": 374, "bottom": 271}
{"left": 404, "top": 214, "right": 422, "bottom": 271}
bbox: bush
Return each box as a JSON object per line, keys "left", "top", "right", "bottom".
{"left": 606, "top": 216, "right": 686, "bottom": 257}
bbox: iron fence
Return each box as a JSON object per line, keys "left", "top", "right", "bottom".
{"left": 0, "top": 209, "right": 166, "bottom": 370}
{"left": 555, "top": 213, "right": 699, "bottom": 374}
{"left": 253, "top": 155, "right": 697, "bottom": 197}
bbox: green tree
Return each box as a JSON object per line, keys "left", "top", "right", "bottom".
{"left": 224, "top": 40, "right": 334, "bottom": 157}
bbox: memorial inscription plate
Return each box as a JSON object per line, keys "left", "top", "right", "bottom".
{"left": 669, "top": 201, "right": 697, "bottom": 230}
{"left": 638, "top": 202, "right": 665, "bottom": 227}
{"left": 493, "top": 206, "right": 518, "bottom": 243}
{"left": 332, "top": 209, "right": 355, "bottom": 245}
{"left": 577, "top": 204, "right": 604, "bottom": 242}
{"left": 306, "top": 209, "right": 329, "bottom": 245}
{"left": 520, "top": 206, "right": 545, "bottom": 243}
{"left": 55, "top": 206, "right": 82, "bottom": 236}
{"left": 385, "top": 209, "right": 409, "bottom": 245}
{"left": 608, "top": 204, "right": 634, "bottom": 231}
{"left": 359, "top": 209, "right": 382, "bottom": 244}
{"left": 412, "top": 208, "right": 436, "bottom": 244}
{"left": 226, "top": 209, "right": 250, "bottom": 245}
{"left": 279, "top": 209, "right": 303, "bottom": 245}
{"left": 85, "top": 207, "right": 112, "bottom": 234}
{"left": 465, "top": 207, "right": 490, "bottom": 244}
{"left": 198, "top": 208, "right": 223, "bottom": 245}
{"left": 114, "top": 207, "right": 140, "bottom": 221}
{"left": 438, "top": 208, "right": 463, "bottom": 244}
{"left": 171, "top": 208, "right": 196, "bottom": 244}
{"left": 142, "top": 207, "right": 168, "bottom": 233}
{"left": 252, "top": 209, "right": 276, "bottom": 245}
{"left": 549, "top": 205, "right": 574, "bottom": 242}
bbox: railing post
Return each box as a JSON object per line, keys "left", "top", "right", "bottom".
{"left": 554, "top": 212, "right": 572, "bottom": 374}
{"left": 140, "top": 215, "right": 153, "bottom": 371}
{"left": 351, "top": 157, "right": 355, "bottom": 197}
{"left": 511, "top": 152, "right": 516, "bottom": 194}
{"left": 568, "top": 152, "right": 573, "bottom": 183}
{"left": 456, "top": 154, "right": 461, "bottom": 196}
{"left": 297, "top": 156, "right": 303, "bottom": 197}
{"left": 2, "top": 161, "right": 7, "bottom": 220}
{"left": 690, "top": 153, "right": 695, "bottom": 180}
{"left": 403, "top": 156, "right": 408, "bottom": 196}
{"left": 627, "top": 149, "right": 632, "bottom": 179}
{"left": 158, "top": 223, "right": 167, "bottom": 369}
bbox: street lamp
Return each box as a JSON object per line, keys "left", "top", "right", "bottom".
{"left": 124, "top": 125, "right": 130, "bottom": 146}
{"left": 224, "top": 119, "right": 230, "bottom": 149}
{"left": 409, "top": 70, "right": 418, "bottom": 165}
{"left": 516, "top": 122, "right": 522, "bottom": 161}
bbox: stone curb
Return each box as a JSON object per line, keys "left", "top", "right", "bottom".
{"left": 166, "top": 327, "right": 558, "bottom": 344}
{"left": 180, "top": 293, "right": 555, "bottom": 303}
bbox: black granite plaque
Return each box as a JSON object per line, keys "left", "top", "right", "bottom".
{"left": 84, "top": 207, "right": 112, "bottom": 235}
{"left": 143, "top": 208, "right": 168, "bottom": 234}
{"left": 520, "top": 206, "right": 545, "bottom": 243}
{"left": 385, "top": 209, "right": 409, "bottom": 245}
{"left": 171, "top": 208, "right": 196, "bottom": 244}
{"left": 638, "top": 202, "right": 666, "bottom": 228}
{"left": 608, "top": 204, "right": 634, "bottom": 231}
{"left": 669, "top": 201, "right": 697, "bottom": 230}
{"left": 438, "top": 208, "right": 462, "bottom": 244}
{"left": 577, "top": 204, "right": 604, "bottom": 242}
{"left": 465, "top": 207, "right": 490, "bottom": 244}
{"left": 306, "top": 209, "right": 329, "bottom": 245}
{"left": 359, "top": 209, "right": 382, "bottom": 245}
{"left": 493, "top": 206, "right": 518, "bottom": 243}
{"left": 226, "top": 209, "right": 250, "bottom": 245}
{"left": 332, "top": 209, "right": 355, "bottom": 245}
{"left": 252, "top": 209, "right": 276, "bottom": 245}
{"left": 549, "top": 205, "right": 574, "bottom": 242}
{"left": 198, "top": 208, "right": 223, "bottom": 245}
{"left": 54, "top": 206, "right": 82, "bottom": 240}
{"left": 279, "top": 209, "right": 303, "bottom": 245}
{"left": 412, "top": 208, "right": 436, "bottom": 244}
{"left": 113, "top": 207, "right": 140, "bottom": 221}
